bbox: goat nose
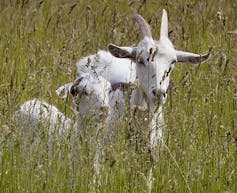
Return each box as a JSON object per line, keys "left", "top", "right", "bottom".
{"left": 152, "top": 89, "right": 161, "bottom": 97}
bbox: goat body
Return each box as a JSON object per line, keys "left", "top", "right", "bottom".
{"left": 76, "top": 50, "right": 136, "bottom": 85}
{"left": 13, "top": 99, "right": 73, "bottom": 138}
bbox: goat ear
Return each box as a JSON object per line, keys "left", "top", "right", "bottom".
{"left": 70, "top": 77, "right": 84, "bottom": 96}
{"left": 176, "top": 49, "right": 211, "bottom": 64}
{"left": 108, "top": 44, "right": 136, "bottom": 59}
{"left": 56, "top": 83, "right": 73, "bottom": 99}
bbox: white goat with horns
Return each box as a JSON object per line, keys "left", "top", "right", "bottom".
{"left": 76, "top": 9, "right": 210, "bottom": 145}
{"left": 74, "top": 9, "right": 210, "bottom": 192}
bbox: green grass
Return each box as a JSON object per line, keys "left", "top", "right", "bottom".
{"left": 0, "top": 0, "right": 237, "bottom": 192}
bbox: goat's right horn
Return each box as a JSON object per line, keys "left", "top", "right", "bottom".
{"left": 134, "top": 14, "right": 152, "bottom": 38}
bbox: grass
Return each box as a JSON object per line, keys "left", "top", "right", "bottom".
{"left": 0, "top": 0, "right": 236, "bottom": 192}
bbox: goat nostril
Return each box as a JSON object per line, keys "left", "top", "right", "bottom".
{"left": 152, "top": 89, "right": 156, "bottom": 96}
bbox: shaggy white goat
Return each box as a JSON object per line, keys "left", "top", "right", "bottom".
{"left": 75, "top": 9, "right": 210, "bottom": 192}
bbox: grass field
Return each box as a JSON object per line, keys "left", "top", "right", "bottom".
{"left": 0, "top": 0, "right": 236, "bottom": 192}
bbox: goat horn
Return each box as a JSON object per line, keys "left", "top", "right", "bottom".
{"left": 134, "top": 14, "right": 152, "bottom": 38}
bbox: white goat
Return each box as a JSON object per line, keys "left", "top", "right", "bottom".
{"left": 13, "top": 72, "right": 112, "bottom": 162}
{"left": 14, "top": 73, "right": 112, "bottom": 140}
{"left": 76, "top": 9, "right": 210, "bottom": 146}
{"left": 75, "top": 9, "right": 210, "bottom": 192}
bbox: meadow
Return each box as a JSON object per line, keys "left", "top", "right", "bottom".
{"left": 0, "top": 0, "right": 236, "bottom": 192}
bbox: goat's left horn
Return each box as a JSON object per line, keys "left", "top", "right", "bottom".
{"left": 134, "top": 14, "right": 152, "bottom": 38}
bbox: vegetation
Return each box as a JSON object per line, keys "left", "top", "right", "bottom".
{"left": 0, "top": 0, "right": 236, "bottom": 192}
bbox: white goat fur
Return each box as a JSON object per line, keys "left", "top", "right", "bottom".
{"left": 77, "top": 50, "right": 136, "bottom": 84}
{"left": 13, "top": 99, "right": 75, "bottom": 160}
{"left": 13, "top": 99, "right": 73, "bottom": 138}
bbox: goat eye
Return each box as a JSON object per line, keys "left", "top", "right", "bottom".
{"left": 82, "top": 89, "right": 89, "bottom": 96}
{"left": 141, "top": 61, "right": 146, "bottom": 66}
{"left": 70, "top": 87, "right": 77, "bottom": 97}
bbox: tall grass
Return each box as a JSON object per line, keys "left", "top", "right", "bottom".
{"left": 0, "top": 0, "right": 236, "bottom": 192}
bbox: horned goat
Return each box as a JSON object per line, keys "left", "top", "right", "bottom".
{"left": 74, "top": 9, "right": 210, "bottom": 192}
{"left": 76, "top": 10, "right": 210, "bottom": 147}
